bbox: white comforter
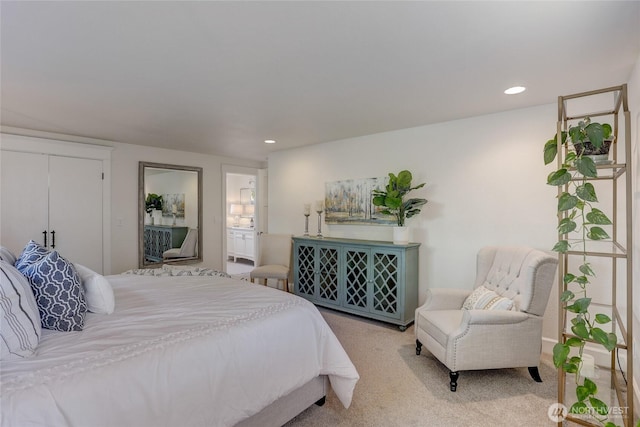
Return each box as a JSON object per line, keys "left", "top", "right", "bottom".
{"left": 0, "top": 275, "right": 359, "bottom": 427}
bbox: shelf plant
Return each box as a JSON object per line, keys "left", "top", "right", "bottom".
{"left": 372, "top": 170, "right": 427, "bottom": 226}
{"left": 145, "top": 193, "right": 163, "bottom": 223}
{"left": 545, "top": 120, "right": 620, "bottom": 427}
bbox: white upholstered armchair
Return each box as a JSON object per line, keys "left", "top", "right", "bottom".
{"left": 415, "top": 246, "right": 558, "bottom": 391}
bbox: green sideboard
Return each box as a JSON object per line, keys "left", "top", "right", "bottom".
{"left": 144, "top": 225, "right": 188, "bottom": 262}
{"left": 293, "top": 236, "right": 419, "bottom": 330}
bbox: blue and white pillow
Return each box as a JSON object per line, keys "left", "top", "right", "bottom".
{"left": 21, "top": 251, "right": 87, "bottom": 332}
{"left": 15, "top": 240, "right": 50, "bottom": 272}
{"left": 0, "top": 260, "right": 42, "bottom": 360}
{"left": 0, "top": 246, "right": 17, "bottom": 265}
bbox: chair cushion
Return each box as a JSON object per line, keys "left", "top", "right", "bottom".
{"left": 250, "top": 265, "right": 289, "bottom": 280}
{"left": 417, "top": 309, "right": 464, "bottom": 347}
{"left": 0, "top": 261, "right": 41, "bottom": 360}
{"left": 462, "top": 285, "right": 514, "bottom": 311}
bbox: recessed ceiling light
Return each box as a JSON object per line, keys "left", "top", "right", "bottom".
{"left": 504, "top": 86, "right": 526, "bottom": 95}
{"left": 264, "top": 139, "right": 276, "bottom": 144}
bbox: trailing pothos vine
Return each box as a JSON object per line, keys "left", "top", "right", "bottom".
{"left": 544, "top": 119, "right": 619, "bottom": 427}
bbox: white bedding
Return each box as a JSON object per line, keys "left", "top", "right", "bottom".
{"left": 1, "top": 274, "right": 359, "bottom": 427}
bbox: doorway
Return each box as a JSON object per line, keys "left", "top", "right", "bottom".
{"left": 222, "top": 165, "right": 264, "bottom": 276}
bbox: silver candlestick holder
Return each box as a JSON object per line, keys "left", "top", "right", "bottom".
{"left": 316, "top": 210, "right": 323, "bottom": 238}
{"left": 304, "top": 213, "right": 310, "bottom": 236}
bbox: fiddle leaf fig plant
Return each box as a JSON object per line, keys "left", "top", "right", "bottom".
{"left": 545, "top": 126, "right": 619, "bottom": 426}
{"left": 145, "top": 193, "right": 163, "bottom": 214}
{"left": 372, "top": 170, "right": 427, "bottom": 226}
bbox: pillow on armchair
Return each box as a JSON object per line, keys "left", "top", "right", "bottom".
{"left": 462, "top": 285, "right": 514, "bottom": 311}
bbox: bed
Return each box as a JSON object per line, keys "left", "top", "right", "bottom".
{"left": 0, "top": 267, "right": 359, "bottom": 427}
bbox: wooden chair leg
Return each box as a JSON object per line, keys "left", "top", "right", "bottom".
{"left": 262, "top": 278, "right": 267, "bottom": 286}
{"left": 283, "top": 279, "right": 289, "bottom": 293}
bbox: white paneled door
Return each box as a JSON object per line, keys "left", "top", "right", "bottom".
{"left": 49, "top": 155, "right": 103, "bottom": 272}
{"left": 1, "top": 151, "right": 104, "bottom": 273}
{"left": 1, "top": 151, "right": 49, "bottom": 251}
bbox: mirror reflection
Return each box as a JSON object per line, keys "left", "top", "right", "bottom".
{"left": 139, "top": 162, "right": 203, "bottom": 267}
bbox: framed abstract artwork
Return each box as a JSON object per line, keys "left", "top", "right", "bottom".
{"left": 324, "top": 177, "right": 394, "bottom": 225}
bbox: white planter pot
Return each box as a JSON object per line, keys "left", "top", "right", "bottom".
{"left": 393, "top": 226, "right": 409, "bottom": 245}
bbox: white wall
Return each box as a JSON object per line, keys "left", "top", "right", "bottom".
{"left": 108, "top": 142, "right": 263, "bottom": 273}
{"left": 268, "top": 102, "right": 560, "bottom": 338}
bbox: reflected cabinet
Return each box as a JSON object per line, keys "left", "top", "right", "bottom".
{"left": 293, "top": 236, "right": 419, "bottom": 330}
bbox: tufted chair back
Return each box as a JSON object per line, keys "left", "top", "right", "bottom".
{"left": 473, "top": 246, "right": 557, "bottom": 316}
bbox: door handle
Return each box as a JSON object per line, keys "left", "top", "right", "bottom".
{"left": 43, "top": 230, "right": 47, "bottom": 247}
{"left": 51, "top": 230, "right": 56, "bottom": 249}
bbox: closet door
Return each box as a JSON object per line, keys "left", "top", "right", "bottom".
{"left": 0, "top": 151, "right": 49, "bottom": 253}
{"left": 48, "top": 156, "right": 103, "bottom": 273}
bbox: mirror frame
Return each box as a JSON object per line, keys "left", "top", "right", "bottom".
{"left": 138, "top": 162, "right": 203, "bottom": 268}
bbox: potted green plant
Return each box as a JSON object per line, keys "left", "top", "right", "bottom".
{"left": 372, "top": 170, "right": 427, "bottom": 244}
{"left": 545, "top": 126, "right": 619, "bottom": 426}
{"left": 544, "top": 117, "right": 614, "bottom": 166}
{"left": 145, "top": 193, "right": 163, "bottom": 225}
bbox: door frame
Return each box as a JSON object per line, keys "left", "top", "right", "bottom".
{"left": 221, "top": 164, "right": 263, "bottom": 272}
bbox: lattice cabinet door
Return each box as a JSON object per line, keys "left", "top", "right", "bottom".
{"left": 344, "top": 248, "right": 370, "bottom": 311}
{"left": 295, "top": 242, "right": 316, "bottom": 299}
{"left": 316, "top": 244, "right": 340, "bottom": 305}
{"left": 371, "top": 249, "right": 402, "bottom": 320}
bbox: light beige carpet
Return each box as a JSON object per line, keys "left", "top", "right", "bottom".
{"left": 285, "top": 308, "right": 558, "bottom": 427}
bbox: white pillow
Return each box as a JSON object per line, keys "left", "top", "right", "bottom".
{"left": 462, "top": 285, "right": 514, "bottom": 311}
{"left": 0, "top": 246, "right": 17, "bottom": 265}
{"left": 74, "top": 264, "right": 115, "bottom": 315}
{"left": 1, "top": 260, "right": 41, "bottom": 359}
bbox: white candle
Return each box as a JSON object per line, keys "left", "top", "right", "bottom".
{"left": 315, "top": 200, "right": 324, "bottom": 213}
{"left": 304, "top": 204, "right": 311, "bottom": 215}
{"left": 172, "top": 204, "right": 177, "bottom": 214}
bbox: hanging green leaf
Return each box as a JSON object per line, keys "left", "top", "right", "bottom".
{"left": 566, "top": 337, "right": 583, "bottom": 347}
{"left": 558, "top": 193, "right": 579, "bottom": 211}
{"left": 576, "top": 156, "right": 598, "bottom": 178}
{"left": 567, "top": 298, "right": 591, "bottom": 314}
{"left": 547, "top": 169, "right": 571, "bottom": 186}
{"left": 561, "top": 289, "right": 575, "bottom": 301}
{"left": 570, "top": 401, "right": 588, "bottom": 414}
{"left": 589, "top": 397, "right": 609, "bottom": 416}
{"left": 576, "top": 385, "right": 591, "bottom": 402}
{"left": 572, "top": 321, "right": 590, "bottom": 339}
{"left": 583, "top": 378, "right": 598, "bottom": 395}
{"left": 558, "top": 218, "right": 577, "bottom": 234}
{"left": 576, "top": 183, "right": 598, "bottom": 202}
{"left": 586, "top": 208, "right": 612, "bottom": 225}
{"left": 553, "top": 343, "right": 570, "bottom": 368}
{"left": 594, "top": 313, "right": 611, "bottom": 324}
{"left": 579, "top": 263, "right": 594, "bottom": 276}
{"left": 552, "top": 240, "right": 570, "bottom": 253}
{"left": 587, "top": 226, "right": 609, "bottom": 240}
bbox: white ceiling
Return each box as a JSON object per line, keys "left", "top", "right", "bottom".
{"left": 1, "top": 1, "right": 639, "bottom": 162}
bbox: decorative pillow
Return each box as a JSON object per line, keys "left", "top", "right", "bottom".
{"left": 163, "top": 265, "right": 232, "bottom": 278}
{"left": 15, "top": 240, "right": 50, "bottom": 272}
{"left": 74, "top": 264, "right": 115, "bottom": 315}
{"left": 121, "top": 268, "right": 171, "bottom": 277}
{"left": 0, "top": 261, "right": 42, "bottom": 360}
{"left": 0, "top": 246, "right": 17, "bottom": 265}
{"left": 21, "top": 251, "right": 87, "bottom": 331}
{"left": 462, "top": 285, "right": 514, "bottom": 311}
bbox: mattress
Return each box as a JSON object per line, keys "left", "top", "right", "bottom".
{"left": 0, "top": 274, "right": 359, "bottom": 426}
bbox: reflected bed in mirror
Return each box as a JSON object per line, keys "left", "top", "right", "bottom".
{"left": 139, "top": 162, "right": 203, "bottom": 267}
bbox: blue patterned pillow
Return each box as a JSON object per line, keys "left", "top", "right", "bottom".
{"left": 0, "top": 260, "right": 41, "bottom": 359}
{"left": 21, "top": 251, "right": 87, "bottom": 332}
{"left": 15, "top": 240, "right": 50, "bottom": 272}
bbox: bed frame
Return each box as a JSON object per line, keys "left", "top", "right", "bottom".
{"left": 236, "top": 375, "right": 328, "bottom": 426}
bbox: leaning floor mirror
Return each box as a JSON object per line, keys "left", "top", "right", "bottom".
{"left": 139, "top": 162, "right": 203, "bottom": 267}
